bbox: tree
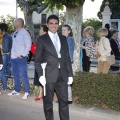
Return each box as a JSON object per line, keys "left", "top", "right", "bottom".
{"left": 0, "top": 14, "right": 16, "bottom": 33}
{"left": 97, "top": 0, "right": 120, "bottom": 19}
{"left": 43, "top": 0, "right": 94, "bottom": 72}
{"left": 17, "top": 0, "right": 95, "bottom": 72}
{"left": 17, "top": 0, "right": 48, "bottom": 39}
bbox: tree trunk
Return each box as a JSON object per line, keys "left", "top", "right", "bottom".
{"left": 65, "top": 7, "right": 83, "bottom": 73}
{"left": 17, "top": 0, "right": 48, "bottom": 41}
{"left": 23, "top": 7, "right": 34, "bottom": 41}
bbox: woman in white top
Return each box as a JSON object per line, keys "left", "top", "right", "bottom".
{"left": 95, "top": 28, "right": 111, "bottom": 74}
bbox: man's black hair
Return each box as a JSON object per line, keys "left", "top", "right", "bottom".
{"left": 111, "top": 30, "right": 119, "bottom": 36}
{"left": 105, "top": 23, "right": 110, "bottom": 30}
{"left": 47, "top": 14, "right": 59, "bottom": 24}
{"left": 0, "top": 23, "right": 8, "bottom": 32}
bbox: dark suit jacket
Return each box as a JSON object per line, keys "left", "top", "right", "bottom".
{"left": 35, "top": 33, "right": 73, "bottom": 83}
{"left": 110, "top": 38, "right": 120, "bottom": 59}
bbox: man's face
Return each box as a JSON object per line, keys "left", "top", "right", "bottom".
{"left": 114, "top": 32, "right": 118, "bottom": 40}
{"left": 47, "top": 19, "right": 59, "bottom": 33}
{"left": 14, "top": 19, "right": 20, "bottom": 28}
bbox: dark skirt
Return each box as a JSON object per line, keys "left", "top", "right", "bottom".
{"left": 34, "top": 70, "right": 42, "bottom": 86}
{"left": 82, "top": 49, "right": 91, "bottom": 72}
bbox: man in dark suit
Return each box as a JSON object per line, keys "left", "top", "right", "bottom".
{"left": 110, "top": 30, "right": 120, "bottom": 71}
{"left": 35, "top": 15, "right": 73, "bottom": 120}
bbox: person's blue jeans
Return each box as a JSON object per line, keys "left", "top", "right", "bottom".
{"left": 0, "top": 69, "right": 7, "bottom": 90}
{"left": 0, "top": 54, "right": 11, "bottom": 90}
{"left": 11, "top": 57, "right": 30, "bottom": 93}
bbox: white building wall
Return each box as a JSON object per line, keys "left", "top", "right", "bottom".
{"left": 32, "top": 8, "right": 59, "bottom": 24}
{"left": 101, "top": 2, "right": 112, "bottom": 27}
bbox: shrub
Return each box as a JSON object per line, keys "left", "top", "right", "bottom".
{"left": 72, "top": 72, "right": 120, "bottom": 111}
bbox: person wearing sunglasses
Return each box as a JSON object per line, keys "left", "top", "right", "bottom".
{"left": 8, "top": 18, "right": 31, "bottom": 99}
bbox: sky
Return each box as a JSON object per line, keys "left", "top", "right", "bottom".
{"left": 0, "top": 0, "right": 103, "bottom": 20}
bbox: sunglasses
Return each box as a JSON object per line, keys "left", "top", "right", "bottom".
{"left": 14, "top": 31, "right": 18, "bottom": 38}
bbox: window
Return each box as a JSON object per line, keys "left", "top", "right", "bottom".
{"left": 41, "top": 14, "right": 46, "bottom": 24}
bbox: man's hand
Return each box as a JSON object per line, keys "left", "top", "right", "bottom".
{"left": 18, "top": 55, "right": 23, "bottom": 59}
{"left": 0, "top": 64, "right": 3, "bottom": 70}
{"left": 67, "top": 77, "right": 73, "bottom": 85}
{"left": 39, "top": 76, "right": 46, "bottom": 86}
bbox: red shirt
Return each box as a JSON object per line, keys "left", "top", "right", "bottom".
{"left": 30, "top": 41, "right": 37, "bottom": 54}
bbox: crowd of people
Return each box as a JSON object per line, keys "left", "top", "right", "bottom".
{"left": 80, "top": 23, "right": 120, "bottom": 74}
{"left": 0, "top": 14, "right": 74, "bottom": 120}
{"left": 0, "top": 14, "right": 120, "bottom": 120}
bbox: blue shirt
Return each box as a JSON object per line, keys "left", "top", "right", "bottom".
{"left": 2, "top": 32, "right": 12, "bottom": 53}
{"left": 67, "top": 36, "right": 75, "bottom": 63}
{"left": 11, "top": 28, "right": 31, "bottom": 59}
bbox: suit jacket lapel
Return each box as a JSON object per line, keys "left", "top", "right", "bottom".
{"left": 46, "top": 33, "right": 58, "bottom": 57}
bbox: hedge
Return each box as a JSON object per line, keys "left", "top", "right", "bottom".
{"left": 72, "top": 72, "right": 120, "bottom": 111}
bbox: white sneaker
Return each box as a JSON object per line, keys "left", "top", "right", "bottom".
{"left": 22, "top": 92, "right": 29, "bottom": 100}
{"left": 8, "top": 90, "right": 20, "bottom": 96}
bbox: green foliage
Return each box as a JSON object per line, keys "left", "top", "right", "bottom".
{"left": 82, "top": 18, "right": 102, "bottom": 41}
{"left": 57, "top": 25, "right": 62, "bottom": 35}
{"left": 73, "top": 72, "right": 120, "bottom": 111}
{"left": 98, "top": 0, "right": 120, "bottom": 19}
{"left": 18, "top": 0, "right": 65, "bottom": 11}
{"left": 34, "top": 23, "right": 40, "bottom": 39}
{"left": 44, "top": 0, "right": 90, "bottom": 10}
{"left": 0, "top": 15, "right": 16, "bottom": 33}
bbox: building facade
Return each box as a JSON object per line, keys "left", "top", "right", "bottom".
{"left": 32, "top": 8, "right": 59, "bottom": 24}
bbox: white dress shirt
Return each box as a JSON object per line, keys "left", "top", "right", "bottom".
{"left": 48, "top": 31, "right": 61, "bottom": 58}
{"left": 48, "top": 31, "right": 61, "bottom": 68}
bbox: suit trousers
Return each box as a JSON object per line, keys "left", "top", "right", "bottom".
{"left": 43, "top": 69, "right": 69, "bottom": 120}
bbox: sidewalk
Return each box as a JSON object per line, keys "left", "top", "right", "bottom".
{"left": 26, "top": 62, "right": 120, "bottom": 120}
{"left": 0, "top": 92, "right": 120, "bottom": 120}
{"left": 1, "top": 62, "right": 119, "bottom": 120}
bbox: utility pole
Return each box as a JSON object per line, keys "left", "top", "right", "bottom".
{"left": 16, "top": 0, "right": 18, "bottom": 18}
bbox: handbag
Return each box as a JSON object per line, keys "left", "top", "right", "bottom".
{"left": 106, "top": 54, "right": 115, "bottom": 65}
{"left": 102, "top": 38, "right": 115, "bottom": 65}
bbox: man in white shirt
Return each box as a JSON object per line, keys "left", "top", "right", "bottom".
{"left": 35, "top": 15, "right": 73, "bottom": 120}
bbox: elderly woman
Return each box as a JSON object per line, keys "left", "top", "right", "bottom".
{"left": 80, "top": 26, "right": 96, "bottom": 72}
{"left": 95, "top": 28, "right": 111, "bottom": 74}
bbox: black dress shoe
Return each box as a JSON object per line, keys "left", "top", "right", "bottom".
{"left": 68, "top": 101, "right": 73, "bottom": 104}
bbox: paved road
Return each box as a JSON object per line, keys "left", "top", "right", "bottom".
{"left": 0, "top": 62, "right": 120, "bottom": 120}
{"left": 0, "top": 93, "right": 120, "bottom": 120}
